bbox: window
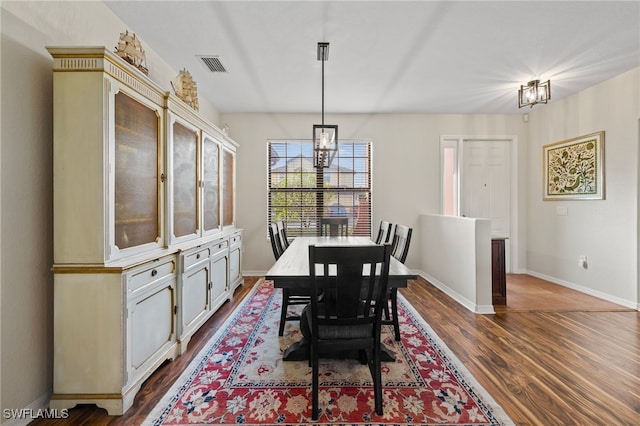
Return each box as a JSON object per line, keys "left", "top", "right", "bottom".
{"left": 268, "top": 140, "right": 372, "bottom": 238}
{"left": 440, "top": 138, "right": 459, "bottom": 216}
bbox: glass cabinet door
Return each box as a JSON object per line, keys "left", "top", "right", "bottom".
{"left": 172, "top": 121, "right": 198, "bottom": 238}
{"left": 202, "top": 135, "right": 220, "bottom": 232}
{"left": 114, "top": 92, "right": 160, "bottom": 249}
{"left": 222, "top": 148, "right": 235, "bottom": 227}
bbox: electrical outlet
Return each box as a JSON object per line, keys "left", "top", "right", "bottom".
{"left": 579, "top": 256, "right": 588, "bottom": 269}
{"left": 556, "top": 206, "right": 568, "bottom": 216}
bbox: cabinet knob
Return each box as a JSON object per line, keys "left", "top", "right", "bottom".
{"left": 196, "top": 253, "right": 201, "bottom": 259}
{"left": 151, "top": 269, "right": 158, "bottom": 277}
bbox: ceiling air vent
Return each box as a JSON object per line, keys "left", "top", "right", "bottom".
{"left": 198, "top": 55, "right": 227, "bottom": 73}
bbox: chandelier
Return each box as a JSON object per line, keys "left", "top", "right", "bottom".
{"left": 518, "top": 79, "right": 551, "bottom": 108}
{"left": 313, "top": 42, "right": 338, "bottom": 168}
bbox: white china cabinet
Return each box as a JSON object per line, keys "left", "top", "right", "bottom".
{"left": 47, "top": 47, "right": 242, "bottom": 415}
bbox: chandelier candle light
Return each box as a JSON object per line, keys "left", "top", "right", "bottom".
{"left": 313, "top": 42, "right": 338, "bottom": 168}
{"left": 518, "top": 79, "right": 551, "bottom": 108}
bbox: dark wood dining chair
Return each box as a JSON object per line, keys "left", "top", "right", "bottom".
{"left": 391, "top": 225, "right": 412, "bottom": 264}
{"left": 319, "top": 217, "right": 348, "bottom": 237}
{"left": 385, "top": 224, "right": 412, "bottom": 341}
{"left": 276, "top": 220, "right": 289, "bottom": 250}
{"left": 301, "top": 243, "right": 392, "bottom": 419}
{"left": 374, "top": 221, "right": 393, "bottom": 244}
{"left": 270, "top": 221, "right": 312, "bottom": 336}
{"left": 268, "top": 222, "right": 284, "bottom": 259}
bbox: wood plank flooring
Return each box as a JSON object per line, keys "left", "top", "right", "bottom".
{"left": 30, "top": 275, "right": 639, "bottom": 425}
{"left": 497, "top": 274, "right": 632, "bottom": 312}
{"left": 403, "top": 275, "right": 639, "bottom": 426}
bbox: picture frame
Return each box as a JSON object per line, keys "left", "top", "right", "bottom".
{"left": 543, "top": 131, "right": 605, "bottom": 200}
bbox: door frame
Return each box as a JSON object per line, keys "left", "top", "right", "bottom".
{"left": 440, "top": 135, "right": 520, "bottom": 273}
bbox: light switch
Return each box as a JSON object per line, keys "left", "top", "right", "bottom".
{"left": 556, "top": 206, "right": 568, "bottom": 216}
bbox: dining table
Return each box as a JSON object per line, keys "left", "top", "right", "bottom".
{"left": 265, "top": 236, "right": 418, "bottom": 361}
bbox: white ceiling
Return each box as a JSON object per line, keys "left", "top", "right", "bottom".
{"left": 104, "top": 1, "right": 639, "bottom": 115}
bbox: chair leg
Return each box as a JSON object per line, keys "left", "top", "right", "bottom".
{"left": 366, "top": 346, "right": 383, "bottom": 416}
{"left": 373, "top": 348, "right": 383, "bottom": 415}
{"left": 311, "top": 342, "right": 319, "bottom": 420}
{"left": 390, "top": 289, "right": 400, "bottom": 341}
{"left": 279, "top": 289, "right": 289, "bottom": 336}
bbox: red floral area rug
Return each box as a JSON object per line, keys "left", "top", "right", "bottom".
{"left": 143, "top": 280, "right": 513, "bottom": 425}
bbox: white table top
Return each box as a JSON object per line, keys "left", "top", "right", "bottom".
{"left": 265, "top": 236, "right": 416, "bottom": 286}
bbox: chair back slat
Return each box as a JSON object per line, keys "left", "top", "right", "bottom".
{"left": 320, "top": 217, "right": 348, "bottom": 237}
{"left": 275, "top": 220, "right": 289, "bottom": 249}
{"left": 308, "top": 244, "right": 391, "bottom": 328}
{"left": 375, "top": 221, "right": 393, "bottom": 244}
{"left": 269, "top": 222, "right": 284, "bottom": 260}
{"left": 391, "top": 225, "right": 413, "bottom": 263}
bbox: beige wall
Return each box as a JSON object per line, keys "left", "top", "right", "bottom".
{"left": 220, "top": 112, "right": 528, "bottom": 274}
{"left": 525, "top": 68, "right": 640, "bottom": 307}
{"left": 0, "top": 1, "right": 220, "bottom": 420}
{"left": 223, "top": 70, "right": 639, "bottom": 310}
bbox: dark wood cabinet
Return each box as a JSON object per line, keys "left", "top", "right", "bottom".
{"left": 491, "top": 238, "right": 507, "bottom": 305}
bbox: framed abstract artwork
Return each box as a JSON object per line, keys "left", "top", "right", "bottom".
{"left": 543, "top": 131, "right": 605, "bottom": 200}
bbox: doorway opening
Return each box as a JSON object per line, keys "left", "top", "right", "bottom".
{"left": 440, "top": 135, "right": 519, "bottom": 273}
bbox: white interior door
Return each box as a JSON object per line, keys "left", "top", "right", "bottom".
{"left": 461, "top": 139, "right": 512, "bottom": 271}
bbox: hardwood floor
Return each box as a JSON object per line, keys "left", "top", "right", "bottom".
{"left": 403, "top": 275, "right": 639, "bottom": 426}
{"left": 31, "top": 275, "right": 639, "bottom": 425}
{"left": 497, "top": 274, "right": 632, "bottom": 312}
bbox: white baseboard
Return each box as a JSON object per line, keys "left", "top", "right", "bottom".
{"left": 525, "top": 270, "right": 638, "bottom": 310}
{"left": 243, "top": 271, "right": 268, "bottom": 277}
{"left": 414, "top": 270, "right": 495, "bottom": 314}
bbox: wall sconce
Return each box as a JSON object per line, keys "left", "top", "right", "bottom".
{"left": 518, "top": 79, "right": 551, "bottom": 108}
{"left": 313, "top": 42, "right": 338, "bottom": 168}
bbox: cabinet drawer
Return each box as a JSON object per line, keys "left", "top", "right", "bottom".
{"left": 210, "top": 240, "right": 228, "bottom": 257}
{"left": 127, "top": 257, "right": 176, "bottom": 293}
{"left": 230, "top": 233, "right": 241, "bottom": 247}
{"left": 183, "top": 246, "right": 211, "bottom": 270}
